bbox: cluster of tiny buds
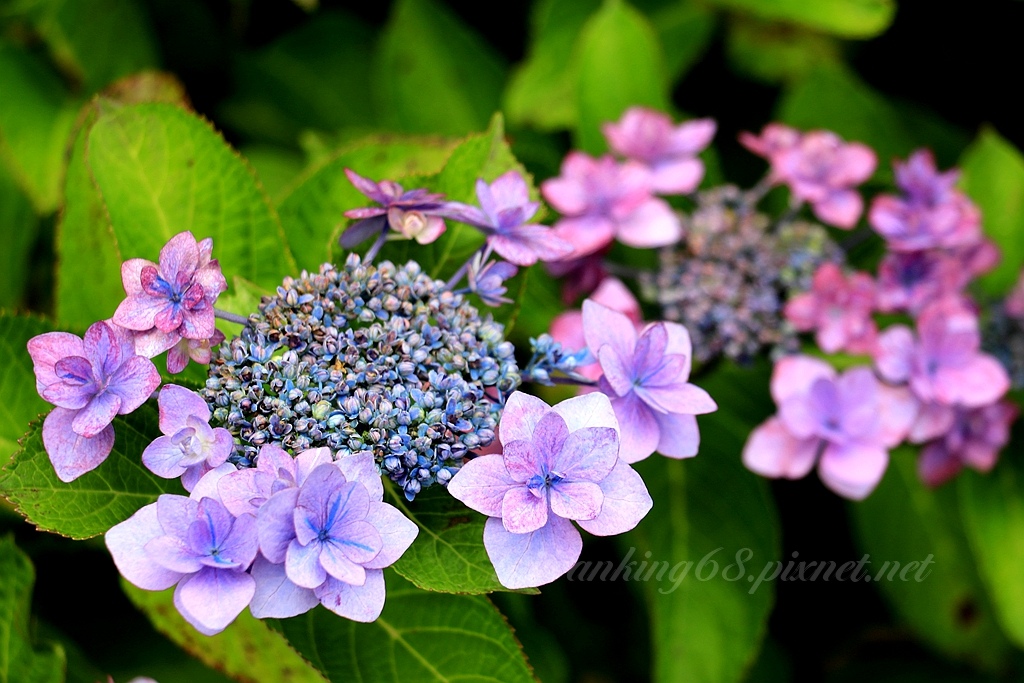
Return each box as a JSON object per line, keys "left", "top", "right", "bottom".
{"left": 522, "top": 334, "right": 594, "bottom": 386}
{"left": 203, "top": 254, "right": 521, "bottom": 499}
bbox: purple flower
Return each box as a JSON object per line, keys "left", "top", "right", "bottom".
{"left": 113, "top": 232, "right": 227, "bottom": 361}
{"left": 582, "top": 300, "right": 717, "bottom": 463}
{"left": 603, "top": 107, "right": 716, "bottom": 195}
{"left": 869, "top": 150, "right": 982, "bottom": 251}
{"left": 449, "top": 171, "right": 574, "bottom": 266}
{"left": 784, "top": 263, "right": 877, "bottom": 354}
{"left": 448, "top": 392, "right": 652, "bottom": 589}
{"left": 742, "top": 356, "right": 916, "bottom": 499}
{"left": 27, "top": 321, "right": 161, "bottom": 482}
{"left": 541, "top": 152, "right": 682, "bottom": 258}
{"left": 142, "top": 385, "right": 234, "bottom": 491}
{"left": 167, "top": 329, "right": 225, "bottom": 375}
{"left": 550, "top": 277, "right": 642, "bottom": 382}
{"left": 244, "top": 452, "right": 417, "bottom": 621}
{"left": 739, "top": 123, "right": 802, "bottom": 167}
{"left": 875, "top": 298, "right": 1010, "bottom": 408}
{"left": 917, "top": 401, "right": 1018, "bottom": 487}
{"left": 342, "top": 169, "right": 458, "bottom": 246}
{"left": 106, "top": 492, "right": 258, "bottom": 635}
{"left": 466, "top": 254, "right": 518, "bottom": 307}
{"left": 876, "top": 251, "right": 965, "bottom": 314}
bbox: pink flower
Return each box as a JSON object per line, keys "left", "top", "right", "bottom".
{"left": 113, "top": 231, "right": 227, "bottom": 362}
{"left": 550, "top": 277, "right": 641, "bottom": 381}
{"left": 542, "top": 152, "right": 682, "bottom": 258}
{"left": 874, "top": 298, "right": 1010, "bottom": 408}
{"left": 742, "top": 356, "right": 916, "bottom": 499}
{"left": 27, "top": 321, "right": 162, "bottom": 482}
{"left": 602, "top": 107, "right": 716, "bottom": 195}
{"left": 739, "top": 123, "right": 802, "bottom": 166}
{"left": 341, "top": 169, "right": 461, "bottom": 246}
{"left": 918, "top": 401, "right": 1018, "bottom": 487}
{"left": 583, "top": 300, "right": 717, "bottom": 462}
{"left": 869, "top": 150, "right": 982, "bottom": 251}
{"left": 784, "top": 263, "right": 877, "bottom": 354}
{"left": 448, "top": 392, "right": 652, "bottom": 589}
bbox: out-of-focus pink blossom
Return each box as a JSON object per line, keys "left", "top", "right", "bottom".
{"left": 602, "top": 107, "right": 716, "bottom": 195}
{"left": 546, "top": 249, "right": 609, "bottom": 304}
{"left": 784, "top": 263, "right": 877, "bottom": 354}
{"left": 918, "top": 401, "right": 1018, "bottom": 487}
{"left": 550, "top": 278, "right": 642, "bottom": 381}
{"left": 739, "top": 123, "right": 802, "bottom": 166}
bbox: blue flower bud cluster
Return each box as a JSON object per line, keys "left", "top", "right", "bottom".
{"left": 522, "top": 334, "right": 593, "bottom": 386}
{"left": 640, "top": 186, "right": 843, "bottom": 364}
{"left": 202, "top": 254, "right": 521, "bottom": 499}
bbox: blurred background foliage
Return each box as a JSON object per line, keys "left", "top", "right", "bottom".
{"left": 1, "top": 0, "right": 1023, "bottom": 681}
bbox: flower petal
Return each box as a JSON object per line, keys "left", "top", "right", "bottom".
{"left": 501, "top": 486, "right": 548, "bottom": 534}
{"left": 549, "top": 480, "right": 603, "bottom": 521}
{"left": 316, "top": 568, "right": 386, "bottom": 622}
{"left": 158, "top": 384, "right": 211, "bottom": 434}
{"left": 363, "top": 502, "right": 419, "bottom": 569}
{"left": 43, "top": 407, "right": 114, "bottom": 482}
{"left": 72, "top": 391, "right": 121, "bottom": 437}
{"left": 248, "top": 556, "right": 319, "bottom": 619}
{"left": 105, "top": 503, "right": 184, "bottom": 591}
{"left": 609, "top": 393, "right": 660, "bottom": 463}
{"left": 583, "top": 300, "right": 638, "bottom": 362}
{"left": 174, "top": 566, "right": 255, "bottom": 636}
{"left": 551, "top": 426, "right": 619, "bottom": 482}
{"left": 742, "top": 417, "right": 818, "bottom": 480}
{"left": 108, "top": 356, "right": 161, "bottom": 415}
{"left": 498, "top": 391, "right": 551, "bottom": 444}
{"left": 257, "top": 488, "right": 300, "bottom": 564}
{"left": 652, "top": 411, "right": 700, "bottom": 459}
{"left": 577, "top": 459, "right": 652, "bottom": 536}
{"left": 818, "top": 442, "right": 888, "bottom": 500}
{"left": 285, "top": 539, "right": 328, "bottom": 589}
{"left": 447, "top": 454, "right": 517, "bottom": 517}
{"left": 484, "top": 515, "right": 583, "bottom": 590}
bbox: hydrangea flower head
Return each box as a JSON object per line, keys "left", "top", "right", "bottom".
{"left": 743, "top": 357, "right": 916, "bottom": 499}
{"left": 602, "top": 107, "right": 716, "bottom": 194}
{"left": 918, "top": 401, "right": 1018, "bottom": 487}
{"left": 869, "top": 150, "right": 982, "bottom": 251}
{"left": 784, "top": 262, "right": 877, "bottom": 354}
{"left": 583, "top": 300, "right": 717, "bottom": 462}
{"left": 342, "top": 169, "right": 458, "bottom": 246}
{"left": 27, "top": 320, "right": 161, "bottom": 481}
{"left": 106, "top": 492, "right": 258, "bottom": 635}
{"left": 875, "top": 298, "right": 1010, "bottom": 408}
{"left": 113, "top": 231, "right": 227, "bottom": 362}
{"left": 541, "top": 152, "right": 682, "bottom": 258}
{"left": 449, "top": 171, "right": 573, "bottom": 266}
{"left": 142, "top": 384, "right": 234, "bottom": 491}
{"left": 448, "top": 392, "right": 652, "bottom": 589}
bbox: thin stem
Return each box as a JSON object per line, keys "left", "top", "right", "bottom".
{"left": 214, "top": 308, "right": 249, "bottom": 325}
{"left": 363, "top": 230, "right": 388, "bottom": 264}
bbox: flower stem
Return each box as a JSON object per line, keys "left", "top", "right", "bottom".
{"left": 214, "top": 308, "right": 249, "bottom": 325}
{"left": 363, "top": 230, "right": 388, "bottom": 264}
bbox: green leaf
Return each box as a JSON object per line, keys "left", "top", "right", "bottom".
{"left": 725, "top": 16, "right": 841, "bottom": 84}
{"left": 273, "top": 570, "right": 535, "bottom": 682}
{"left": 384, "top": 484, "right": 534, "bottom": 595}
{"left": 122, "top": 581, "right": 326, "bottom": 683}
{"left": 958, "top": 128, "right": 1024, "bottom": 297}
{"left": 627, "top": 360, "right": 780, "bottom": 683}
{"left": 219, "top": 11, "right": 377, "bottom": 145}
{"left": 0, "top": 314, "right": 55, "bottom": 460}
{"left": 959, "top": 437, "right": 1024, "bottom": 650}
{"left": 239, "top": 144, "right": 305, "bottom": 203}
{"left": 85, "top": 102, "right": 298, "bottom": 291}
{"left": 0, "top": 163, "right": 38, "bottom": 309}
{"left": 22, "top": 0, "right": 158, "bottom": 92}
{"left": 278, "top": 134, "right": 460, "bottom": 272}
{"left": 503, "top": 0, "right": 601, "bottom": 130}
{"left": 852, "top": 451, "right": 1011, "bottom": 669}
{"left": 651, "top": 2, "right": 717, "bottom": 84}
{"left": 574, "top": 0, "right": 670, "bottom": 154}
{"left": 0, "top": 40, "right": 79, "bottom": 213}
{"left": 373, "top": 0, "right": 507, "bottom": 136}
{"left": 778, "top": 64, "right": 970, "bottom": 181}
{"left": 0, "top": 536, "right": 66, "bottom": 683}
{"left": 705, "top": 0, "right": 894, "bottom": 38}
{"left": 0, "top": 406, "right": 181, "bottom": 539}
{"left": 214, "top": 276, "right": 269, "bottom": 338}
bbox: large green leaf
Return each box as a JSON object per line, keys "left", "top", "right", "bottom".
{"left": 273, "top": 570, "right": 535, "bottom": 682}
{"left": 958, "top": 128, "right": 1024, "bottom": 298}
{"left": 122, "top": 582, "right": 326, "bottom": 683}
{"left": 503, "top": 0, "right": 601, "bottom": 131}
{"left": 384, "top": 484, "right": 531, "bottom": 595}
{"left": 852, "top": 451, "right": 1011, "bottom": 669}
{"left": 574, "top": 0, "right": 670, "bottom": 154}
{"left": 626, "top": 360, "right": 780, "bottom": 683}
{"left": 0, "top": 314, "right": 55, "bottom": 460}
{"left": 219, "top": 11, "right": 377, "bottom": 145}
{"left": 85, "top": 102, "right": 297, "bottom": 290}
{"left": 22, "top": 0, "right": 158, "bottom": 92}
{"left": 278, "top": 134, "right": 460, "bottom": 272}
{"left": 0, "top": 536, "right": 66, "bottom": 683}
{"left": 705, "top": 0, "right": 894, "bottom": 38}
{"left": 725, "top": 16, "right": 841, "bottom": 84}
{"left": 959, "top": 435, "right": 1024, "bottom": 649}
{"left": 650, "top": 2, "right": 717, "bottom": 84}
{"left": 0, "top": 163, "right": 38, "bottom": 309}
{"left": 0, "top": 406, "right": 181, "bottom": 539}
{"left": 0, "top": 40, "right": 79, "bottom": 213}
{"left": 372, "top": 0, "right": 507, "bottom": 136}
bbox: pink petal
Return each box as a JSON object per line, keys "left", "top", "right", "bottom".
{"left": 72, "top": 391, "right": 121, "bottom": 438}
{"left": 582, "top": 299, "right": 638, "bottom": 362}
{"left": 615, "top": 198, "right": 682, "bottom": 248}
{"left": 551, "top": 215, "right": 617, "bottom": 258}
{"left": 812, "top": 189, "right": 863, "bottom": 229}
{"left": 501, "top": 486, "right": 548, "bottom": 534}
{"left": 917, "top": 442, "right": 962, "bottom": 488}
{"left": 609, "top": 393, "right": 660, "bottom": 463}
{"left": 598, "top": 345, "right": 633, "bottom": 396}
{"left": 142, "top": 435, "right": 188, "bottom": 479}
{"left": 27, "top": 332, "right": 85, "bottom": 394}
{"left": 933, "top": 356, "right": 1011, "bottom": 408}
{"left": 666, "top": 118, "right": 717, "bottom": 156}
{"left": 113, "top": 294, "right": 168, "bottom": 332}
{"left": 551, "top": 426, "right": 618, "bottom": 482}
{"left": 818, "top": 442, "right": 888, "bottom": 500}
{"left": 108, "top": 356, "right": 161, "bottom": 415}
{"left": 134, "top": 328, "right": 179, "bottom": 358}
{"left": 550, "top": 392, "right": 620, "bottom": 434}
{"left": 770, "top": 355, "right": 835, "bottom": 404}
{"left": 120, "top": 258, "right": 154, "bottom": 296}
{"left": 577, "top": 459, "right": 652, "bottom": 535}
{"left": 742, "top": 417, "right": 818, "bottom": 480}
{"left": 503, "top": 439, "right": 540, "bottom": 483}
{"left": 650, "top": 158, "right": 704, "bottom": 195}
{"left": 248, "top": 556, "right": 319, "bottom": 619}
{"left": 483, "top": 514, "right": 583, "bottom": 589}
{"left": 174, "top": 566, "right": 254, "bottom": 636}
{"left": 838, "top": 143, "right": 877, "bottom": 184}
{"left": 316, "top": 568, "right": 386, "bottom": 622}
{"left": 548, "top": 480, "right": 603, "bottom": 521}
{"left": 498, "top": 392, "right": 551, "bottom": 445}
{"left": 294, "top": 447, "right": 337, "bottom": 487}
{"left": 908, "top": 402, "right": 955, "bottom": 443}
{"left": 363, "top": 502, "right": 418, "bottom": 569}
{"left": 158, "top": 231, "right": 200, "bottom": 284}
{"left": 873, "top": 325, "right": 915, "bottom": 384}
{"left": 876, "top": 384, "right": 919, "bottom": 447}
{"left": 637, "top": 382, "right": 717, "bottom": 415}
{"left": 105, "top": 502, "right": 184, "bottom": 591}
{"left": 661, "top": 321, "right": 692, "bottom": 365}
{"left": 652, "top": 411, "right": 700, "bottom": 459}
{"left": 446, "top": 454, "right": 516, "bottom": 518}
